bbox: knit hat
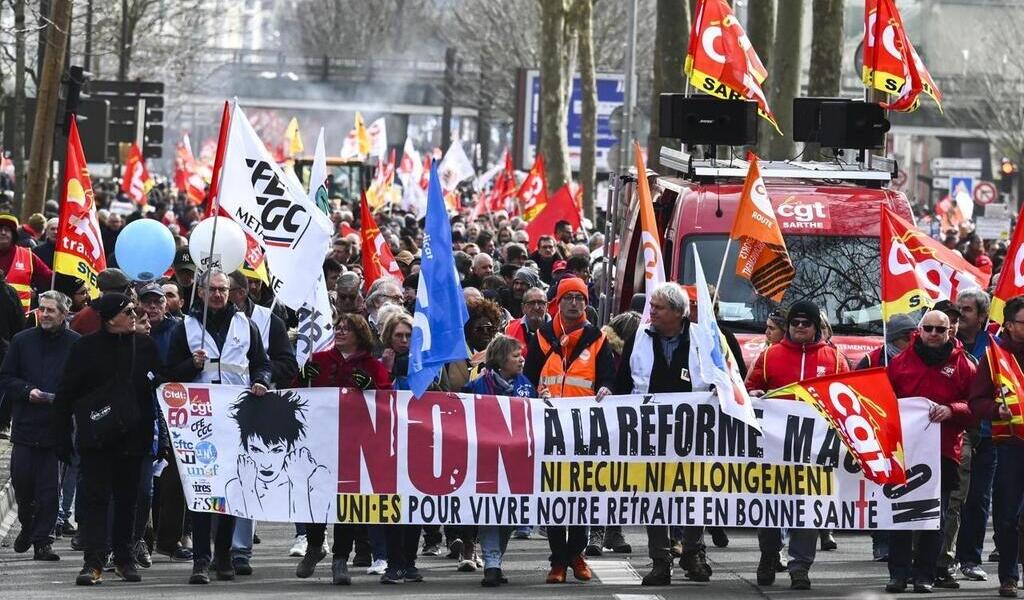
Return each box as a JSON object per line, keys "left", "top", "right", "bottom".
{"left": 0, "top": 214, "right": 19, "bottom": 236}
{"left": 787, "top": 300, "right": 821, "bottom": 330}
{"left": 97, "top": 268, "right": 131, "bottom": 292}
{"left": 554, "top": 276, "right": 588, "bottom": 304}
{"left": 92, "top": 292, "right": 131, "bottom": 323}
{"left": 885, "top": 313, "right": 917, "bottom": 343}
{"left": 513, "top": 266, "right": 545, "bottom": 290}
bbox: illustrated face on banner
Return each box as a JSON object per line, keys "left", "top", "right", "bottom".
{"left": 247, "top": 436, "right": 289, "bottom": 483}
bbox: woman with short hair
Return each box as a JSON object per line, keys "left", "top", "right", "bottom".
{"left": 464, "top": 334, "right": 537, "bottom": 586}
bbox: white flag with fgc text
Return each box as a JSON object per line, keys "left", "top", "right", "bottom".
{"left": 218, "top": 104, "right": 333, "bottom": 310}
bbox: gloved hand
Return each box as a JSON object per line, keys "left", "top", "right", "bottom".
{"left": 351, "top": 369, "right": 373, "bottom": 390}
{"left": 300, "top": 362, "right": 321, "bottom": 383}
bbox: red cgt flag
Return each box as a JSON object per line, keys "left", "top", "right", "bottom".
{"left": 488, "top": 151, "right": 517, "bottom": 213}
{"left": 987, "top": 342, "right": 1024, "bottom": 441}
{"left": 880, "top": 206, "right": 990, "bottom": 319}
{"left": 517, "top": 153, "right": 548, "bottom": 221}
{"left": 685, "top": 0, "right": 779, "bottom": 133}
{"left": 862, "top": 0, "right": 942, "bottom": 112}
{"left": 121, "top": 142, "right": 153, "bottom": 206}
{"left": 360, "top": 193, "right": 404, "bottom": 291}
{"left": 765, "top": 368, "right": 907, "bottom": 485}
{"left": 990, "top": 204, "right": 1024, "bottom": 322}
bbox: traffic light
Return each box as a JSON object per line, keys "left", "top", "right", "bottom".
{"left": 62, "top": 65, "right": 92, "bottom": 135}
{"left": 999, "top": 158, "right": 1018, "bottom": 194}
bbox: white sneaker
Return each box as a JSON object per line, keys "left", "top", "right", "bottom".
{"left": 289, "top": 535, "right": 308, "bottom": 557}
{"left": 322, "top": 540, "right": 330, "bottom": 555}
{"left": 367, "top": 558, "right": 388, "bottom": 575}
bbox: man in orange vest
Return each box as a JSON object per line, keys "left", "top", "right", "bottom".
{"left": 0, "top": 214, "right": 52, "bottom": 313}
{"left": 524, "top": 276, "right": 614, "bottom": 585}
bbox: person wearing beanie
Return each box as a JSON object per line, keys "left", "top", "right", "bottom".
{"left": 505, "top": 266, "right": 545, "bottom": 318}
{"left": 524, "top": 276, "right": 614, "bottom": 585}
{"left": 0, "top": 213, "right": 53, "bottom": 315}
{"left": 857, "top": 314, "right": 917, "bottom": 370}
{"left": 744, "top": 299, "right": 850, "bottom": 591}
{"left": 164, "top": 269, "right": 272, "bottom": 584}
{"left": 69, "top": 268, "right": 134, "bottom": 336}
{"left": 53, "top": 292, "right": 165, "bottom": 586}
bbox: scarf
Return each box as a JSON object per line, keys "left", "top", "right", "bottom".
{"left": 914, "top": 337, "right": 953, "bottom": 366}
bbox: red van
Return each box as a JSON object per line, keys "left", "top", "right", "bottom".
{"left": 612, "top": 150, "right": 914, "bottom": 367}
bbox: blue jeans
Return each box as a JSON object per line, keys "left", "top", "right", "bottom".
{"left": 479, "top": 526, "right": 513, "bottom": 569}
{"left": 231, "top": 518, "right": 254, "bottom": 559}
{"left": 133, "top": 456, "right": 155, "bottom": 541}
{"left": 367, "top": 525, "right": 387, "bottom": 561}
{"left": 995, "top": 444, "right": 1024, "bottom": 583}
{"left": 957, "top": 435, "right": 996, "bottom": 567}
{"left": 58, "top": 455, "right": 79, "bottom": 525}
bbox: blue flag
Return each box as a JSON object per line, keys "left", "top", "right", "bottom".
{"left": 408, "top": 161, "right": 470, "bottom": 397}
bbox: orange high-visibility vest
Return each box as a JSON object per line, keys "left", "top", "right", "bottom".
{"left": 537, "top": 330, "right": 606, "bottom": 398}
{"left": 7, "top": 246, "right": 34, "bottom": 313}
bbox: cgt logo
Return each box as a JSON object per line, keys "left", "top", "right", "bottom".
{"left": 776, "top": 197, "right": 831, "bottom": 230}
{"left": 190, "top": 388, "right": 212, "bottom": 417}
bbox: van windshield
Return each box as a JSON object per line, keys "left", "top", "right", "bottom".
{"left": 678, "top": 234, "right": 883, "bottom": 335}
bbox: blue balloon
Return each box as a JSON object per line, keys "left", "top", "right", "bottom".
{"left": 114, "top": 218, "right": 176, "bottom": 281}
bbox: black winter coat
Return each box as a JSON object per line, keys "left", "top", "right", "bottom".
{"left": 0, "top": 325, "right": 79, "bottom": 447}
{"left": 53, "top": 330, "right": 164, "bottom": 454}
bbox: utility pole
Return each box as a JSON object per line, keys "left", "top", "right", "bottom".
{"left": 23, "top": 0, "right": 72, "bottom": 220}
{"left": 119, "top": 0, "right": 129, "bottom": 81}
{"left": 84, "top": 0, "right": 94, "bottom": 72}
{"left": 441, "top": 47, "right": 456, "bottom": 151}
{"left": 619, "top": 0, "right": 637, "bottom": 165}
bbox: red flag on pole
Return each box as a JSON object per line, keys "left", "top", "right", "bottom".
{"left": 360, "top": 193, "right": 404, "bottom": 291}
{"left": 525, "top": 184, "right": 581, "bottom": 252}
{"left": 120, "top": 142, "right": 153, "bottom": 206}
{"left": 55, "top": 116, "right": 106, "bottom": 298}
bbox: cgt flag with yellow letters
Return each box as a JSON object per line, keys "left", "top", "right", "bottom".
{"left": 55, "top": 116, "right": 106, "bottom": 298}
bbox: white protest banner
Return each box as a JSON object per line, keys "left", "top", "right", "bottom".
{"left": 217, "top": 104, "right": 333, "bottom": 310}
{"left": 159, "top": 385, "right": 940, "bottom": 530}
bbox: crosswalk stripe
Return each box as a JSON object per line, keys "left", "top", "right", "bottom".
{"left": 590, "top": 559, "right": 642, "bottom": 584}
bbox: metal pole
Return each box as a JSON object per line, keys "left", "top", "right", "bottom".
{"left": 598, "top": 174, "right": 619, "bottom": 326}
{"left": 619, "top": 0, "right": 638, "bottom": 163}
{"left": 135, "top": 98, "right": 146, "bottom": 146}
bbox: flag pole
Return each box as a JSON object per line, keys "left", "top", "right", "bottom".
{"left": 200, "top": 99, "right": 236, "bottom": 348}
{"left": 712, "top": 237, "right": 734, "bottom": 306}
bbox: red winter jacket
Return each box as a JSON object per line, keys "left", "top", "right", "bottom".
{"left": 306, "top": 348, "right": 393, "bottom": 391}
{"left": 886, "top": 335, "right": 976, "bottom": 462}
{"left": 745, "top": 336, "right": 850, "bottom": 395}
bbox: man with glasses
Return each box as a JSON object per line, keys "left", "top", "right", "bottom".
{"left": 745, "top": 300, "right": 850, "bottom": 590}
{"left": 505, "top": 286, "right": 549, "bottom": 358}
{"left": 525, "top": 277, "right": 615, "bottom": 584}
{"left": 885, "top": 310, "right": 975, "bottom": 593}
{"left": 971, "top": 296, "right": 1024, "bottom": 598}
{"left": 165, "top": 269, "right": 272, "bottom": 584}
{"left": 530, "top": 235, "right": 563, "bottom": 285}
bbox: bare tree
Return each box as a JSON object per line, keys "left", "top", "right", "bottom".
{"left": 575, "top": 0, "right": 596, "bottom": 218}
{"left": 23, "top": 0, "right": 71, "bottom": 219}
{"left": 804, "top": 0, "right": 844, "bottom": 161}
{"left": 538, "top": 0, "right": 578, "bottom": 191}
{"left": 647, "top": 0, "right": 689, "bottom": 170}
{"left": 747, "top": 0, "right": 775, "bottom": 157}
{"left": 12, "top": 0, "right": 27, "bottom": 212}
{"left": 767, "top": 0, "right": 804, "bottom": 160}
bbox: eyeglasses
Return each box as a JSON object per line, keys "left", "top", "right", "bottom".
{"left": 1008, "top": 320, "right": 1024, "bottom": 327}
{"left": 473, "top": 323, "right": 496, "bottom": 333}
{"left": 336, "top": 324, "right": 351, "bottom": 333}
{"left": 561, "top": 294, "right": 587, "bottom": 305}
{"left": 789, "top": 318, "right": 814, "bottom": 328}
{"left": 539, "top": 245, "right": 554, "bottom": 250}
{"left": 207, "top": 286, "right": 230, "bottom": 294}
{"left": 921, "top": 325, "right": 949, "bottom": 334}
{"left": 524, "top": 300, "right": 547, "bottom": 307}
{"left": 121, "top": 306, "right": 137, "bottom": 316}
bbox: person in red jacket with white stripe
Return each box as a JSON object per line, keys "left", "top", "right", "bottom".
{"left": 744, "top": 300, "right": 849, "bottom": 591}
{"left": 884, "top": 310, "right": 976, "bottom": 594}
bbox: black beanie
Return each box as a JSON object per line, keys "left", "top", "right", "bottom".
{"left": 787, "top": 300, "right": 821, "bottom": 329}
{"left": 93, "top": 292, "right": 131, "bottom": 323}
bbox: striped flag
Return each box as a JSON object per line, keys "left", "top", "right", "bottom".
{"left": 730, "top": 153, "right": 794, "bottom": 302}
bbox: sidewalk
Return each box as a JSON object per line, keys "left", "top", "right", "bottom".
{"left": 0, "top": 437, "right": 15, "bottom": 542}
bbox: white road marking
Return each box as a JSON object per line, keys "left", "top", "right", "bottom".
{"left": 591, "top": 559, "right": 643, "bottom": 584}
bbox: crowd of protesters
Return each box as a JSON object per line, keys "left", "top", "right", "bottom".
{"left": 2, "top": 177, "right": 1024, "bottom": 597}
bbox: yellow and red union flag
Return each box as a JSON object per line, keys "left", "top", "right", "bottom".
{"left": 517, "top": 153, "right": 548, "bottom": 221}
{"left": 990, "top": 206, "right": 1024, "bottom": 322}
{"left": 987, "top": 342, "right": 1024, "bottom": 441}
{"left": 880, "top": 206, "right": 990, "bottom": 319}
{"left": 56, "top": 117, "right": 106, "bottom": 298}
{"left": 862, "top": 0, "right": 942, "bottom": 112}
{"left": 684, "top": 0, "right": 780, "bottom": 133}
{"left": 633, "top": 141, "right": 665, "bottom": 324}
{"left": 121, "top": 142, "right": 153, "bottom": 206}
{"left": 730, "top": 153, "right": 793, "bottom": 302}
{"left": 765, "top": 368, "right": 907, "bottom": 485}
{"left": 360, "top": 193, "right": 404, "bottom": 292}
